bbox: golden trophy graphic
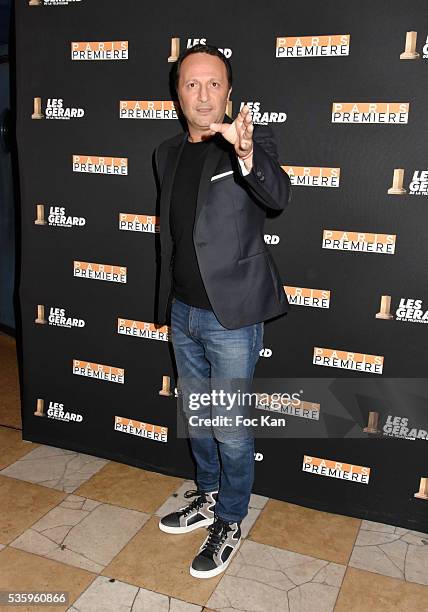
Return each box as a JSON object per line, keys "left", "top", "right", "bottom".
{"left": 34, "top": 398, "right": 45, "bottom": 417}
{"left": 400, "top": 31, "right": 420, "bottom": 60}
{"left": 29, "top": 0, "right": 42, "bottom": 5}
{"left": 414, "top": 477, "right": 428, "bottom": 500}
{"left": 34, "top": 204, "right": 46, "bottom": 225}
{"left": 388, "top": 169, "right": 406, "bottom": 195}
{"left": 363, "top": 411, "right": 380, "bottom": 434}
{"left": 31, "top": 97, "right": 44, "bottom": 119}
{"left": 226, "top": 99, "right": 233, "bottom": 118}
{"left": 168, "top": 38, "right": 180, "bottom": 63}
{"left": 35, "top": 304, "right": 47, "bottom": 325}
{"left": 159, "top": 375, "right": 173, "bottom": 396}
{"left": 376, "top": 295, "right": 393, "bottom": 320}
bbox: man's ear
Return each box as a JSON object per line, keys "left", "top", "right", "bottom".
{"left": 227, "top": 86, "right": 232, "bottom": 100}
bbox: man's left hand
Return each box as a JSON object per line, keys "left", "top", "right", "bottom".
{"left": 209, "top": 104, "right": 254, "bottom": 168}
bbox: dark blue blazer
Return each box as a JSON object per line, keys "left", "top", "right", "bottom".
{"left": 154, "top": 118, "right": 292, "bottom": 329}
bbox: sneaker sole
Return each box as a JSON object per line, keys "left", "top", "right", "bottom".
{"left": 189, "top": 537, "right": 242, "bottom": 579}
{"left": 158, "top": 516, "right": 214, "bottom": 534}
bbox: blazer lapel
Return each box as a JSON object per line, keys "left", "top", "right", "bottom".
{"left": 159, "top": 134, "right": 187, "bottom": 250}
{"left": 194, "top": 114, "right": 234, "bottom": 232}
{"left": 194, "top": 135, "right": 224, "bottom": 233}
{"left": 161, "top": 114, "right": 234, "bottom": 242}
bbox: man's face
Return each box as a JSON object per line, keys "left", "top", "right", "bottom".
{"left": 177, "top": 52, "right": 231, "bottom": 135}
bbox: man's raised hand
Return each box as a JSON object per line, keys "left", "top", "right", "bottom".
{"left": 209, "top": 104, "right": 254, "bottom": 161}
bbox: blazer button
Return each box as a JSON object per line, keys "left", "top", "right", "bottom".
{"left": 256, "top": 169, "right": 264, "bottom": 181}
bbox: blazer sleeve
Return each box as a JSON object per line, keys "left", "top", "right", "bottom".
{"left": 236, "top": 124, "right": 292, "bottom": 211}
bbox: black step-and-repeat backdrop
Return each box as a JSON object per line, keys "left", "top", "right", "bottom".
{"left": 15, "top": 0, "right": 428, "bottom": 532}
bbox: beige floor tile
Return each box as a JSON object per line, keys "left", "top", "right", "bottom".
{"left": 0, "top": 546, "right": 95, "bottom": 612}
{"left": 248, "top": 499, "right": 360, "bottom": 565}
{"left": 249, "top": 493, "right": 269, "bottom": 510}
{"left": 240, "top": 507, "right": 261, "bottom": 539}
{"left": 69, "top": 575, "right": 203, "bottom": 611}
{"left": 155, "top": 480, "right": 202, "bottom": 518}
{"left": 102, "top": 516, "right": 222, "bottom": 606}
{"left": 335, "top": 566, "right": 428, "bottom": 611}
{"left": 349, "top": 519, "right": 428, "bottom": 585}
{"left": 207, "top": 539, "right": 345, "bottom": 612}
{"left": 0, "top": 445, "right": 108, "bottom": 492}
{"left": 74, "top": 461, "right": 183, "bottom": 513}
{"left": 0, "top": 426, "right": 38, "bottom": 470}
{"left": 0, "top": 475, "right": 66, "bottom": 545}
{"left": 10, "top": 494, "right": 150, "bottom": 573}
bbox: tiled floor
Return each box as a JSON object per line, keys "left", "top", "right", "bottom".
{"left": 1, "top": 333, "right": 427, "bottom": 611}
{"left": 0, "top": 425, "right": 428, "bottom": 611}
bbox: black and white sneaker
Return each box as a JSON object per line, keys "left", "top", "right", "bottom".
{"left": 158, "top": 489, "right": 218, "bottom": 534}
{"left": 190, "top": 514, "right": 242, "bottom": 578}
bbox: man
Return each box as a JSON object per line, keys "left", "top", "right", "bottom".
{"left": 154, "top": 44, "right": 291, "bottom": 579}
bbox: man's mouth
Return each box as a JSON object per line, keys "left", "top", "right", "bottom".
{"left": 197, "top": 107, "right": 213, "bottom": 113}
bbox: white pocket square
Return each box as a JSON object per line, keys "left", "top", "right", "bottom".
{"left": 211, "top": 170, "right": 234, "bottom": 182}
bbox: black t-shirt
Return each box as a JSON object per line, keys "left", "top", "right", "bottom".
{"left": 169, "top": 137, "right": 213, "bottom": 309}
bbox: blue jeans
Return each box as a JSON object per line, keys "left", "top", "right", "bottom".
{"left": 170, "top": 296, "right": 264, "bottom": 523}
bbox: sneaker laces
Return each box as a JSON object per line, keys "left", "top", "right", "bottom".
{"left": 200, "top": 516, "right": 230, "bottom": 558}
{"left": 179, "top": 489, "right": 208, "bottom": 517}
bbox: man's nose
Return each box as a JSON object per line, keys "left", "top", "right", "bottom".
{"left": 198, "top": 84, "right": 209, "bottom": 102}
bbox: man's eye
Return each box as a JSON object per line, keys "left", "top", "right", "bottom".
{"left": 212, "top": 82, "right": 219, "bottom": 87}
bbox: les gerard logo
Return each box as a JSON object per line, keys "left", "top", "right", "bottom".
{"left": 399, "top": 31, "right": 428, "bottom": 60}
{"left": 388, "top": 168, "right": 428, "bottom": 196}
{"left": 376, "top": 295, "right": 428, "bottom": 324}
{"left": 264, "top": 234, "right": 280, "bottom": 245}
{"left": 364, "top": 411, "right": 428, "bottom": 441}
{"left": 35, "top": 304, "right": 85, "bottom": 328}
{"left": 34, "top": 204, "right": 86, "bottom": 227}
{"left": 31, "top": 97, "right": 84, "bottom": 119}
{"left": 276, "top": 34, "right": 350, "bottom": 58}
{"left": 384, "top": 415, "right": 427, "bottom": 441}
{"left": 240, "top": 102, "right": 287, "bottom": 125}
{"left": 167, "top": 37, "right": 232, "bottom": 63}
{"left": 34, "top": 399, "right": 83, "bottom": 423}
